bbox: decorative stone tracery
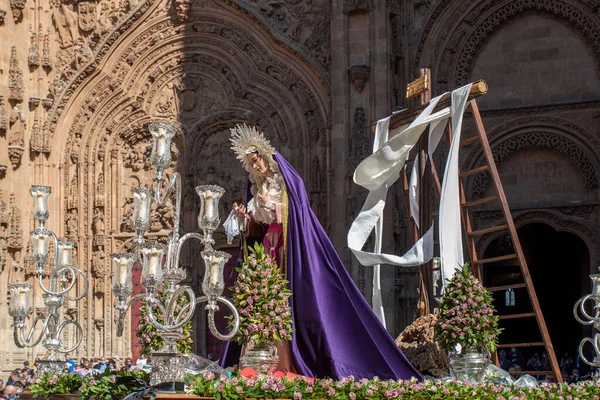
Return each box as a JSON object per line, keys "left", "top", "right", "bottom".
{"left": 415, "top": 0, "right": 600, "bottom": 89}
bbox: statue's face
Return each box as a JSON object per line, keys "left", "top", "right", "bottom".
{"left": 247, "top": 152, "right": 269, "bottom": 175}
{"left": 175, "top": 1, "right": 190, "bottom": 21}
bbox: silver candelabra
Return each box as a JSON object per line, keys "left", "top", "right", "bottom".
{"left": 574, "top": 271, "right": 600, "bottom": 378}
{"left": 8, "top": 186, "right": 88, "bottom": 376}
{"left": 113, "top": 121, "right": 240, "bottom": 387}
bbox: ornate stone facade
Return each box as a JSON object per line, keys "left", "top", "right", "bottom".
{"left": 0, "top": 0, "right": 599, "bottom": 373}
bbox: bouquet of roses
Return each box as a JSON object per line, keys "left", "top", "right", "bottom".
{"left": 229, "top": 242, "right": 294, "bottom": 345}
{"left": 436, "top": 263, "right": 502, "bottom": 353}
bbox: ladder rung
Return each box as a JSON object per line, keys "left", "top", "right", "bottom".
{"left": 510, "top": 371, "right": 553, "bottom": 376}
{"left": 460, "top": 136, "right": 479, "bottom": 146}
{"left": 498, "top": 342, "right": 545, "bottom": 348}
{"left": 468, "top": 224, "right": 508, "bottom": 237}
{"left": 472, "top": 253, "right": 518, "bottom": 265}
{"left": 459, "top": 165, "right": 489, "bottom": 177}
{"left": 462, "top": 195, "right": 498, "bottom": 208}
{"left": 487, "top": 282, "right": 527, "bottom": 292}
{"left": 499, "top": 312, "right": 536, "bottom": 320}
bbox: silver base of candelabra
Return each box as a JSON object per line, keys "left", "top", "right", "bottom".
{"left": 36, "top": 359, "right": 65, "bottom": 377}
{"left": 150, "top": 352, "right": 186, "bottom": 390}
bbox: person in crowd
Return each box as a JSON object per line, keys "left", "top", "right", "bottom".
{"left": 540, "top": 351, "right": 551, "bottom": 371}
{"left": 509, "top": 347, "right": 525, "bottom": 369}
{"left": 2, "top": 384, "right": 20, "bottom": 399}
{"left": 560, "top": 351, "right": 574, "bottom": 373}
{"left": 64, "top": 353, "right": 76, "bottom": 373}
{"left": 498, "top": 350, "right": 512, "bottom": 371}
{"left": 92, "top": 356, "right": 108, "bottom": 373}
{"left": 122, "top": 358, "right": 133, "bottom": 372}
{"left": 73, "top": 358, "right": 91, "bottom": 377}
{"left": 6, "top": 371, "right": 20, "bottom": 386}
{"left": 569, "top": 368, "right": 580, "bottom": 383}
{"left": 526, "top": 352, "right": 541, "bottom": 372}
{"left": 22, "top": 362, "right": 33, "bottom": 378}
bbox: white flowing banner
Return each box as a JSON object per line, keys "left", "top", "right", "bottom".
{"left": 439, "top": 83, "right": 473, "bottom": 282}
{"left": 348, "top": 83, "right": 473, "bottom": 326}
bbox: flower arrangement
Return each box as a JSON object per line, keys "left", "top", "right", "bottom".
{"left": 436, "top": 263, "right": 501, "bottom": 353}
{"left": 137, "top": 283, "right": 193, "bottom": 355}
{"left": 30, "top": 370, "right": 150, "bottom": 400}
{"left": 187, "top": 373, "right": 600, "bottom": 400}
{"left": 228, "top": 242, "right": 294, "bottom": 345}
{"left": 29, "top": 372, "right": 83, "bottom": 398}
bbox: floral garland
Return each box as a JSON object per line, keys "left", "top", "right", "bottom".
{"left": 436, "top": 263, "right": 502, "bottom": 353}
{"left": 29, "top": 370, "right": 150, "bottom": 399}
{"left": 137, "top": 283, "right": 193, "bottom": 355}
{"left": 228, "top": 242, "right": 294, "bottom": 345}
{"left": 187, "top": 373, "right": 600, "bottom": 400}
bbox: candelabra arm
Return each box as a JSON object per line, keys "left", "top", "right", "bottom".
{"left": 194, "top": 295, "right": 239, "bottom": 340}
{"left": 147, "top": 296, "right": 170, "bottom": 331}
{"left": 37, "top": 265, "right": 77, "bottom": 295}
{"left": 155, "top": 172, "right": 181, "bottom": 237}
{"left": 574, "top": 295, "right": 597, "bottom": 325}
{"left": 165, "top": 286, "right": 196, "bottom": 327}
{"left": 15, "top": 315, "right": 49, "bottom": 348}
{"left": 62, "top": 266, "right": 89, "bottom": 301}
{"left": 56, "top": 320, "right": 84, "bottom": 354}
{"left": 173, "top": 232, "right": 205, "bottom": 270}
{"left": 115, "top": 293, "right": 147, "bottom": 337}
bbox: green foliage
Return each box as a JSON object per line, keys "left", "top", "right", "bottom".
{"left": 227, "top": 242, "right": 294, "bottom": 345}
{"left": 436, "top": 263, "right": 502, "bottom": 353}
{"left": 137, "top": 283, "right": 193, "bottom": 356}
{"left": 29, "top": 372, "right": 83, "bottom": 398}
{"left": 186, "top": 373, "right": 600, "bottom": 400}
{"left": 30, "top": 370, "right": 150, "bottom": 400}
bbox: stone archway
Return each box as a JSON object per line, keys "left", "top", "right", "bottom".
{"left": 461, "top": 117, "right": 600, "bottom": 202}
{"left": 414, "top": 0, "right": 600, "bottom": 91}
{"left": 29, "top": 0, "right": 331, "bottom": 360}
{"left": 481, "top": 220, "right": 591, "bottom": 367}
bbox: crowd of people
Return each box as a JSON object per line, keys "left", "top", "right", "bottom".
{"left": 498, "top": 348, "right": 587, "bottom": 383}
{"left": 0, "top": 354, "right": 148, "bottom": 399}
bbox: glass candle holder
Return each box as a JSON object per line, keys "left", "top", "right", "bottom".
{"left": 57, "top": 241, "right": 75, "bottom": 266}
{"left": 30, "top": 185, "right": 51, "bottom": 224}
{"left": 31, "top": 228, "right": 51, "bottom": 265}
{"left": 8, "top": 283, "right": 33, "bottom": 318}
{"left": 111, "top": 253, "right": 135, "bottom": 297}
{"left": 130, "top": 188, "right": 154, "bottom": 235}
{"left": 201, "top": 250, "right": 231, "bottom": 298}
{"left": 140, "top": 242, "right": 167, "bottom": 290}
{"left": 148, "top": 122, "right": 177, "bottom": 169}
{"left": 196, "top": 185, "right": 225, "bottom": 232}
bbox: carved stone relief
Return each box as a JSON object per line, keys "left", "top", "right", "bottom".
{"left": 8, "top": 46, "right": 24, "bottom": 103}
{"left": 9, "top": 0, "right": 26, "bottom": 23}
{"left": 8, "top": 107, "right": 25, "bottom": 169}
{"left": 348, "top": 65, "right": 370, "bottom": 93}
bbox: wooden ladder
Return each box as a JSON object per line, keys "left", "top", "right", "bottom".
{"left": 396, "top": 78, "right": 562, "bottom": 382}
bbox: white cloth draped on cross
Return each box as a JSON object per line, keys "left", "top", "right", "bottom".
{"left": 347, "top": 83, "right": 473, "bottom": 327}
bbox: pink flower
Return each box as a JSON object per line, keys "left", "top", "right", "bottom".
{"left": 293, "top": 392, "right": 302, "bottom": 399}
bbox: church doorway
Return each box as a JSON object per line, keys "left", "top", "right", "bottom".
{"left": 482, "top": 222, "right": 590, "bottom": 372}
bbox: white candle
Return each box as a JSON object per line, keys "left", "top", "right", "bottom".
{"left": 204, "top": 191, "right": 214, "bottom": 218}
{"left": 155, "top": 127, "right": 168, "bottom": 158}
{"left": 34, "top": 193, "right": 47, "bottom": 214}
{"left": 133, "top": 192, "right": 150, "bottom": 223}
{"left": 118, "top": 258, "right": 130, "bottom": 286}
{"left": 209, "top": 255, "right": 221, "bottom": 285}
{"left": 33, "top": 232, "right": 49, "bottom": 258}
{"left": 17, "top": 287, "right": 30, "bottom": 310}
{"left": 148, "top": 247, "right": 162, "bottom": 278}
{"left": 58, "top": 244, "right": 72, "bottom": 266}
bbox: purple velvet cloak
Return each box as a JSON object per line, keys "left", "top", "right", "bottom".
{"left": 220, "top": 152, "right": 422, "bottom": 380}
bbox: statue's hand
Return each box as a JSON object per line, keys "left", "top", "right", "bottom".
{"left": 233, "top": 202, "right": 247, "bottom": 218}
